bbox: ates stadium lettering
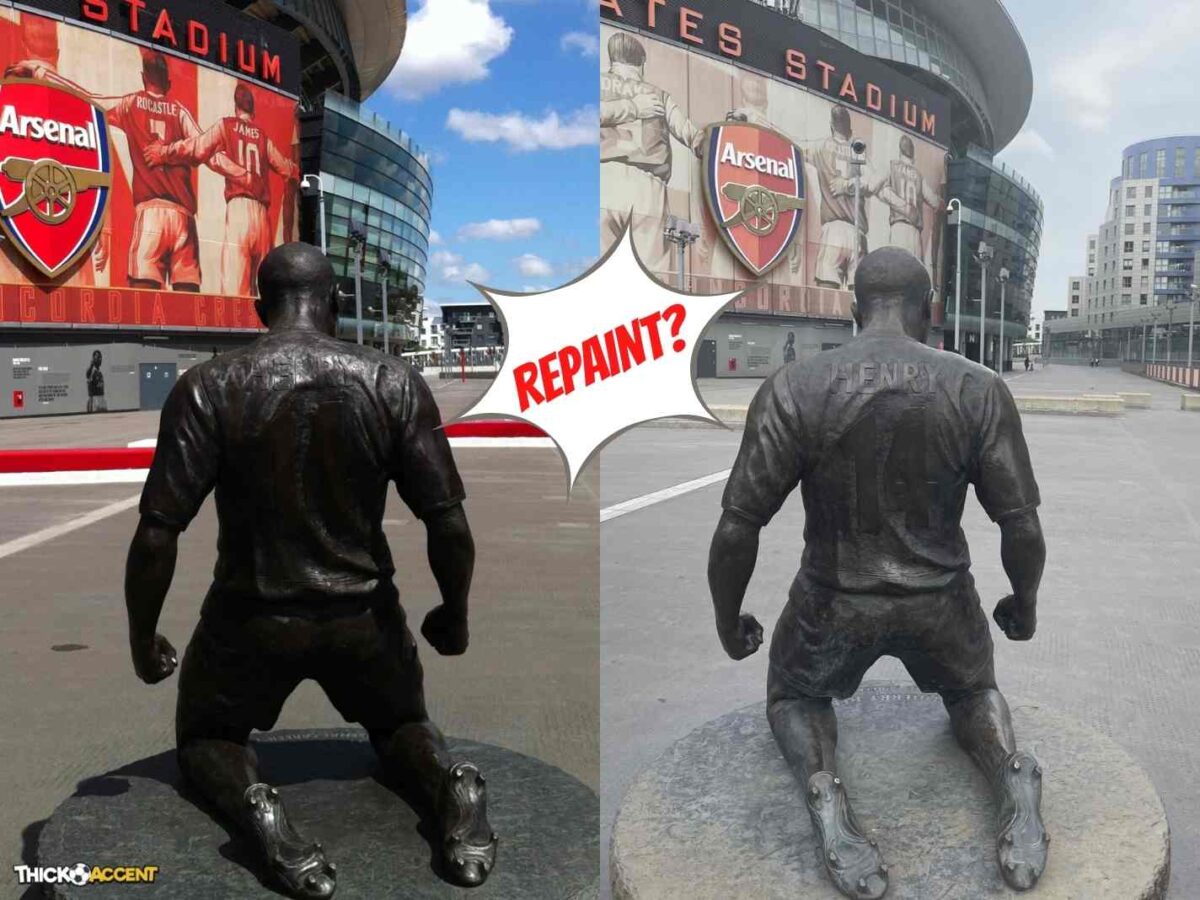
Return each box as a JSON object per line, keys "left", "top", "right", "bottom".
{"left": 600, "top": 0, "right": 950, "bottom": 145}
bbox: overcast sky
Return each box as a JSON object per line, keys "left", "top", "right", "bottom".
{"left": 995, "top": 0, "right": 1200, "bottom": 317}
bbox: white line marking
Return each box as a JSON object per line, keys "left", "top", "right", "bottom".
{"left": 127, "top": 438, "right": 157, "bottom": 447}
{"left": 0, "top": 469, "right": 151, "bottom": 487}
{"left": 600, "top": 469, "right": 731, "bottom": 523}
{"left": 0, "top": 493, "right": 141, "bottom": 561}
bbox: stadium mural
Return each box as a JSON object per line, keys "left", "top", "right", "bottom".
{"left": 600, "top": 13, "right": 949, "bottom": 330}
{"left": 0, "top": 5, "right": 300, "bottom": 331}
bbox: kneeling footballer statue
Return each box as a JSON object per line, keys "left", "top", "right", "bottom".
{"left": 709, "top": 247, "right": 1048, "bottom": 898}
{"left": 124, "top": 243, "right": 497, "bottom": 898}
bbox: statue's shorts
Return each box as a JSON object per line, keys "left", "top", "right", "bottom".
{"left": 768, "top": 570, "right": 996, "bottom": 700}
{"left": 176, "top": 595, "right": 427, "bottom": 746}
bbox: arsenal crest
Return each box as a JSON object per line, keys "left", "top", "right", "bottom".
{"left": 0, "top": 79, "right": 112, "bottom": 278}
{"left": 702, "top": 123, "right": 804, "bottom": 277}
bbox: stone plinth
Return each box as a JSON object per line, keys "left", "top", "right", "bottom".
{"left": 38, "top": 729, "right": 599, "bottom": 899}
{"left": 611, "top": 684, "right": 1168, "bottom": 900}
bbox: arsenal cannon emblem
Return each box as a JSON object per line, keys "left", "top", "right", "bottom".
{"left": 0, "top": 79, "right": 112, "bottom": 278}
{"left": 702, "top": 122, "right": 805, "bottom": 278}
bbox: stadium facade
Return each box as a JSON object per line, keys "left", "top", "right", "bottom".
{"left": 599, "top": 0, "right": 1041, "bottom": 375}
{"left": 1045, "top": 136, "right": 1200, "bottom": 365}
{"left": 0, "top": 0, "right": 429, "bottom": 417}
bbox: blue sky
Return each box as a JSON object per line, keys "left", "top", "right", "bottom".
{"left": 364, "top": 0, "right": 600, "bottom": 312}
{"left": 995, "top": 0, "right": 1200, "bottom": 317}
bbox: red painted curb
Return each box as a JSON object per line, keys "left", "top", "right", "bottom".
{"left": 0, "top": 447, "right": 156, "bottom": 473}
{"left": 0, "top": 421, "right": 546, "bottom": 473}
{"left": 443, "top": 420, "right": 546, "bottom": 439}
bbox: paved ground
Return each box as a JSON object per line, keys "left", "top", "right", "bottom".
{"left": 0, "top": 375, "right": 598, "bottom": 899}
{"left": 602, "top": 364, "right": 1200, "bottom": 898}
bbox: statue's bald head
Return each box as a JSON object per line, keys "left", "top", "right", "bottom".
{"left": 256, "top": 243, "right": 337, "bottom": 332}
{"left": 852, "top": 247, "right": 932, "bottom": 340}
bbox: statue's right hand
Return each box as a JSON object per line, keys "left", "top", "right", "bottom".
{"left": 718, "top": 613, "right": 764, "bottom": 661}
{"left": 131, "top": 634, "right": 178, "bottom": 684}
{"left": 421, "top": 604, "right": 469, "bottom": 656}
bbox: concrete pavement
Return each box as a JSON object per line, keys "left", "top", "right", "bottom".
{"left": 602, "top": 364, "right": 1200, "bottom": 898}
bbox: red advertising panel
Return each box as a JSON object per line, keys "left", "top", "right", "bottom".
{"left": 0, "top": 7, "right": 299, "bottom": 331}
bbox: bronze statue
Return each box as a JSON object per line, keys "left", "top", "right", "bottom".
{"left": 708, "top": 248, "right": 1047, "bottom": 898}
{"left": 123, "top": 243, "right": 497, "bottom": 899}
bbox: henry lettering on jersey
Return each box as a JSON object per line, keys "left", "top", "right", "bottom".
{"left": 827, "top": 361, "right": 935, "bottom": 394}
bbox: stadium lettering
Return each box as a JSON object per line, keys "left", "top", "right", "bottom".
{"left": 77, "top": 0, "right": 285, "bottom": 86}
{"left": 719, "top": 142, "right": 794, "bottom": 180}
{"left": 601, "top": 0, "right": 946, "bottom": 144}
{"left": 0, "top": 106, "right": 97, "bottom": 149}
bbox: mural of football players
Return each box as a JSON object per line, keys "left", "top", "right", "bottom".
{"left": 883, "top": 134, "right": 943, "bottom": 270}
{"left": 813, "top": 105, "right": 883, "bottom": 291}
{"left": 17, "top": 50, "right": 248, "bottom": 292}
{"left": 601, "top": 30, "right": 704, "bottom": 272}
{"left": 144, "top": 83, "right": 298, "bottom": 297}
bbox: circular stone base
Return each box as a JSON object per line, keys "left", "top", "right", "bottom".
{"left": 38, "top": 729, "right": 598, "bottom": 899}
{"left": 612, "top": 684, "right": 1169, "bottom": 899}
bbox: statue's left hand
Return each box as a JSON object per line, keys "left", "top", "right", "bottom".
{"left": 131, "top": 633, "right": 178, "bottom": 684}
{"left": 421, "top": 604, "right": 469, "bottom": 656}
{"left": 993, "top": 594, "right": 1036, "bottom": 641}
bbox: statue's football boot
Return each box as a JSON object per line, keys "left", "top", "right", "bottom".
{"left": 438, "top": 762, "right": 498, "bottom": 887}
{"left": 244, "top": 783, "right": 337, "bottom": 899}
{"left": 806, "top": 771, "right": 888, "bottom": 899}
{"left": 995, "top": 750, "right": 1049, "bottom": 890}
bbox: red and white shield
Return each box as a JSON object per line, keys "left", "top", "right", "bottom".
{"left": 0, "top": 79, "right": 112, "bottom": 279}
{"left": 702, "top": 123, "right": 805, "bottom": 277}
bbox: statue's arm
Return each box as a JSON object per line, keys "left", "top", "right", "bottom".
{"left": 124, "top": 517, "right": 180, "bottom": 684}
{"left": 426, "top": 504, "right": 475, "bottom": 616}
{"left": 994, "top": 509, "right": 1045, "bottom": 641}
{"left": 123, "top": 369, "right": 218, "bottom": 683}
{"left": 708, "top": 510, "right": 764, "bottom": 660}
{"left": 709, "top": 370, "right": 803, "bottom": 660}
{"left": 974, "top": 376, "right": 1043, "bottom": 641}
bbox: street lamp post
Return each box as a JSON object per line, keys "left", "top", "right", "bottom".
{"left": 976, "top": 241, "right": 994, "bottom": 367}
{"left": 1151, "top": 309, "right": 1159, "bottom": 364}
{"left": 379, "top": 250, "right": 392, "bottom": 355}
{"left": 1167, "top": 303, "right": 1174, "bottom": 363}
{"left": 348, "top": 218, "right": 367, "bottom": 346}
{"left": 300, "top": 174, "right": 327, "bottom": 255}
{"left": 850, "top": 139, "right": 867, "bottom": 337}
{"left": 663, "top": 216, "right": 701, "bottom": 292}
{"left": 947, "top": 198, "right": 963, "bottom": 355}
{"left": 998, "top": 266, "right": 1009, "bottom": 374}
{"left": 1189, "top": 283, "right": 1197, "bottom": 369}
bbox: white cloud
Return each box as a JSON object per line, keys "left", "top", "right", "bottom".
{"left": 431, "top": 249, "right": 490, "bottom": 283}
{"left": 560, "top": 30, "right": 599, "bottom": 57}
{"left": 428, "top": 230, "right": 443, "bottom": 246}
{"left": 1049, "top": 2, "right": 1200, "bottom": 130}
{"left": 1002, "top": 128, "right": 1055, "bottom": 161}
{"left": 384, "top": 0, "right": 513, "bottom": 100}
{"left": 457, "top": 218, "right": 542, "bottom": 241}
{"left": 446, "top": 106, "right": 598, "bottom": 152}
{"left": 514, "top": 253, "right": 554, "bottom": 277}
